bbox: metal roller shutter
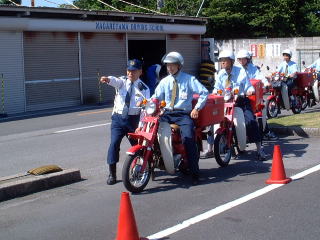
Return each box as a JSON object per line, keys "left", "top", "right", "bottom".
{"left": 0, "top": 31, "right": 25, "bottom": 115}
{"left": 128, "top": 33, "right": 165, "bottom": 40}
{"left": 80, "top": 32, "right": 126, "bottom": 104}
{"left": 24, "top": 31, "right": 80, "bottom": 111}
{"left": 166, "top": 34, "right": 201, "bottom": 76}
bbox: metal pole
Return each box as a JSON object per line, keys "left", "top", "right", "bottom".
{"left": 97, "top": 69, "right": 103, "bottom": 105}
{"left": 0, "top": 73, "right": 7, "bottom": 118}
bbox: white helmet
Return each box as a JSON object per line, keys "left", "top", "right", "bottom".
{"left": 162, "top": 52, "right": 184, "bottom": 66}
{"left": 282, "top": 49, "right": 292, "bottom": 57}
{"left": 248, "top": 51, "right": 253, "bottom": 57}
{"left": 218, "top": 50, "right": 235, "bottom": 60}
{"left": 236, "top": 49, "right": 250, "bottom": 59}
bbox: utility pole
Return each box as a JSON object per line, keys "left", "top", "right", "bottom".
{"left": 31, "top": 0, "right": 35, "bottom": 7}
{"left": 157, "top": 0, "right": 164, "bottom": 11}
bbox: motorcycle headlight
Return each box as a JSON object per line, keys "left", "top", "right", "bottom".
{"left": 145, "top": 101, "right": 156, "bottom": 115}
{"left": 274, "top": 76, "right": 279, "bottom": 81}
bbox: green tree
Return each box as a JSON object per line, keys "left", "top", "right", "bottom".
{"left": 203, "top": 0, "right": 320, "bottom": 38}
{"left": 0, "top": 0, "right": 21, "bottom": 5}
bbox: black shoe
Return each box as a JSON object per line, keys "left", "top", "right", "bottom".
{"left": 107, "top": 174, "right": 117, "bottom": 185}
{"left": 107, "top": 164, "right": 117, "bottom": 185}
{"left": 178, "top": 162, "right": 190, "bottom": 175}
{"left": 191, "top": 174, "right": 200, "bottom": 185}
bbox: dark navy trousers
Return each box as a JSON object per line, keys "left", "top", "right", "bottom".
{"left": 160, "top": 110, "right": 199, "bottom": 176}
{"left": 107, "top": 113, "right": 140, "bottom": 165}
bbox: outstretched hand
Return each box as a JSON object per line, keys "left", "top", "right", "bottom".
{"left": 100, "top": 76, "right": 109, "bottom": 84}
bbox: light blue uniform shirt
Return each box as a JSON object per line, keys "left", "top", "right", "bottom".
{"left": 308, "top": 58, "right": 320, "bottom": 71}
{"left": 243, "top": 63, "right": 268, "bottom": 86}
{"left": 278, "top": 60, "right": 298, "bottom": 75}
{"left": 214, "top": 65, "right": 254, "bottom": 95}
{"left": 152, "top": 71, "right": 208, "bottom": 111}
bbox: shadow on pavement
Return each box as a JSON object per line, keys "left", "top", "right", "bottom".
{"left": 137, "top": 136, "right": 309, "bottom": 194}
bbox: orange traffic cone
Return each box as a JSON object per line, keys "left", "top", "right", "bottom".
{"left": 266, "top": 145, "right": 292, "bottom": 184}
{"left": 115, "top": 192, "right": 148, "bottom": 240}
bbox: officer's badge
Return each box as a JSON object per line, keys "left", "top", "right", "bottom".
{"left": 130, "top": 60, "right": 135, "bottom": 66}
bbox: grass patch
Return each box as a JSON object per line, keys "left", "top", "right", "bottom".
{"left": 268, "top": 111, "right": 320, "bottom": 128}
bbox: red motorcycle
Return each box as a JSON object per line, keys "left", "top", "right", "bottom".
{"left": 266, "top": 72, "right": 303, "bottom": 118}
{"left": 296, "top": 70, "right": 318, "bottom": 110}
{"left": 213, "top": 87, "right": 246, "bottom": 166}
{"left": 122, "top": 95, "right": 224, "bottom": 193}
{"left": 214, "top": 79, "right": 264, "bottom": 165}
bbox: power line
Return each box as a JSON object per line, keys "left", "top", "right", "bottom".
{"left": 96, "top": 0, "right": 121, "bottom": 12}
{"left": 114, "top": 0, "right": 165, "bottom": 15}
{"left": 7, "top": 0, "right": 21, "bottom": 6}
{"left": 42, "top": 0, "right": 60, "bottom": 6}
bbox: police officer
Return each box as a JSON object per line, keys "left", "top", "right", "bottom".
{"left": 278, "top": 49, "right": 298, "bottom": 99}
{"left": 152, "top": 51, "right": 208, "bottom": 185}
{"left": 236, "top": 49, "right": 278, "bottom": 141}
{"left": 146, "top": 64, "right": 167, "bottom": 95}
{"left": 100, "top": 59, "right": 150, "bottom": 185}
{"left": 213, "top": 50, "right": 266, "bottom": 160}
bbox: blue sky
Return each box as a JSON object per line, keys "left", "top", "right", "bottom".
{"left": 21, "top": 0, "right": 74, "bottom": 7}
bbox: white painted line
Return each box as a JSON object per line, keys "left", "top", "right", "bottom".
{"left": 53, "top": 123, "right": 110, "bottom": 134}
{"left": 147, "top": 163, "right": 320, "bottom": 240}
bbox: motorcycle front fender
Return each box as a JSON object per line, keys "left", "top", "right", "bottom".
{"left": 126, "top": 144, "right": 144, "bottom": 156}
{"left": 313, "top": 80, "right": 319, "bottom": 102}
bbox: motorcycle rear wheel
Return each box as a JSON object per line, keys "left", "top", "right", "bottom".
{"left": 266, "top": 98, "right": 279, "bottom": 118}
{"left": 122, "top": 152, "right": 151, "bottom": 193}
{"left": 214, "top": 133, "right": 232, "bottom": 167}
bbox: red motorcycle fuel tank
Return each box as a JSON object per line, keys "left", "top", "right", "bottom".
{"left": 192, "top": 94, "right": 224, "bottom": 128}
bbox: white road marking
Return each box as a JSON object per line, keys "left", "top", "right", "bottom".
{"left": 53, "top": 123, "right": 110, "bottom": 134}
{"left": 147, "top": 163, "right": 320, "bottom": 239}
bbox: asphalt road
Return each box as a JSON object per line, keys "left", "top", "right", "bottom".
{"left": 1, "top": 107, "right": 320, "bottom": 240}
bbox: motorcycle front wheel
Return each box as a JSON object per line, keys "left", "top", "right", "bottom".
{"left": 122, "top": 151, "right": 151, "bottom": 193}
{"left": 266, "top": 98, "right": 279, "bottom": 118}
{"left": 291, "top": 96, "right": 302, "bottom": 114}
{"left": 214, "top": 133, "right": 232, "bottom": 167}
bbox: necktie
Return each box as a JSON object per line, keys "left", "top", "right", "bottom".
{"left": 225, "top": 73, "right": 232, "bottom": 88}
{"left": 169, "top": 78, "right": 177, "bottom": 108}
{"left": 122, "top": 82, "right": 133, "bottom": 118}
{"left": 285, "top": 64, "right": 288, "bottom": 75}
{"left": 125, "top": 82, "right": 133, "bottom": 107}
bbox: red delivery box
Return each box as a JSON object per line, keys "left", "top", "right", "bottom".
{"left": 296, "top": 72, "right": 314, "bottom": 88}
{"left": 248, "top": 79, "right": 264, "bottom": 112}
{"left": 192, "top": 94, "right": 224, "bottom": 128}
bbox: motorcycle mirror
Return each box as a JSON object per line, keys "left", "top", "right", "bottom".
{"left": 266, "top": 66, "right": 270, "bottom": 70}
{"left": 302, "top": 60, "right": 306, "bottom": 66}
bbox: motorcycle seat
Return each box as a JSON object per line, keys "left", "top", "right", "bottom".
{"left": 170, "top": 124, "right": 180, "bottom": 132}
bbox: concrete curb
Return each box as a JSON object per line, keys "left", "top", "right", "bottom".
{"left": 270, "top": 126, "right": 320, "bottom": 137}
{"left": 0, "top": 168, "right": 81, "bottom": 202}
